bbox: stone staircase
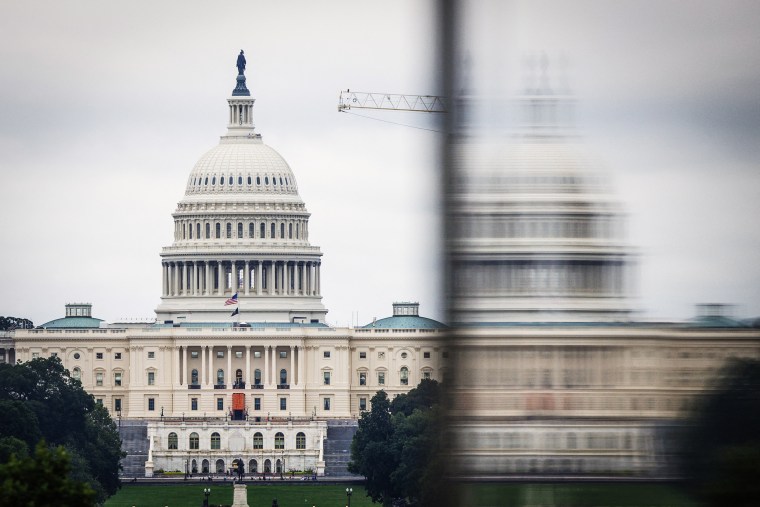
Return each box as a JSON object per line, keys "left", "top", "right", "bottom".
{"left": 118, "top": 420, "right": 149, "bottom": 477}
{"left": 323, "top": 420, "right": 361, "bottom": 477}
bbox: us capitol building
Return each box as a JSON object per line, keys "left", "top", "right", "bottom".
{"left": 2, "top": 55, "right": 759, "bottom": 479}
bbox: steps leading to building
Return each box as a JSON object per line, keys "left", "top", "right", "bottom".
{"left": 323, "top": 421, "right": 361, "bottom": 477}
{"left": 118, "top": 421, "right": 148, "bottom": 477}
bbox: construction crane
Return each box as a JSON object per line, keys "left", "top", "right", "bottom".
{"left": 338, "top": 90, "right": 447, "bottom": 113}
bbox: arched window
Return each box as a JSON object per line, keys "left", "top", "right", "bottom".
{"left": 400, "top": 366, "right": 409, "bottom": 386}
{"left": 206, "top": 223, "right": 210, "bottom": 239}
{"left": 238, "top": 176, "right": 243, "bottom": 185}
{"left": 237, "top": 222, "right": 243, "bottom": 238}
{"left": 256, "top": 176, "right": 261, "bottom": 185}
{"left": 204, "top": 177, "right": 208, "bottom": 185}
{"left": 196, "top": 223, "right": 201, "bottom": 239}
{"left": 260, "top": 223, "right": 266, "bottom": 238}
{"left": 191, "top": 369, "right": 199, "bottom": 385}
{"left": 274, "top": 432, "right": 284, "bottom": 450}
{"left": 182, "top": 223, "right": 186, "bottom": 239}
{"left": 280, "top": 368, "right": 287, "bottom": 385}
{"left": 276, "top": 459, "right": 282, "bottom": 474}
{"left": 296, "top": 432, "right": 306, "bottom": 450}
{"left": 254, "top": 369, "right": 262, "bottom": 386}
{"left": 168, "top": 432, "right": 178, "bottom": 450}
{"left": 270, "top": 223, "right": 275, "bottom": 238}
{"left": 296, "top": 223, "right": 299, "bottom": 239}
{"left": 273, "top": 177, "right": 277, "bottom": 186}
{"left": 188, "top": 224, "right": 192, "bottom": 239}
{"left": 211, "top": 432, "right": 221, "bottom": 450}
{"left": 249, "top": 223, "right": 254, "bottom": 238}
{"left": 229, "top": 176, "right": 233, "bottom": 185}
{"left": 215, "top": 223, "right": 221, "bottom": 239}
{"left": 220, "top": 175, "right": 225, "bottom": 186}
{"left": 191, "top": 459, "right": 198, "bottom": 474}
{"left": 72, "top": 367, "right": 81, "bottom": 381}
{"left": 216, "top": 459, "right": 225, "bottom": 473}
{"left": 280, "top": 223, "right": 285, "bottom": 238}
{"left": 212, "top": 176, "right": 216, "bottom": 185}
{"left": 249, "top": 459, "right": 257, "bottom": 474}
{"left": 288, "top": 223, "right": 293, "bottom": 239}
{"left": 202, "top": 459, "right": 209, "bottom": 474}
{"left": 265, "top": 176, "right": 269, "bottom": 185}
{"left": 253, "top": 432, "right": 263, "bottom": 449}
{"left": 279, "top": 177, "right": 283, "bottom": 185}
{"left": 226, "top": 222, "right": 232, "bottom": 238}
{"left": 189, "top": 432, "right": 199, "bottom": 450}
{"left": 247, "top": 176, "right": 252, "bottom": 185}
{"left": 264, "top": 459, "right": 271, "bottom": 473}
{"left": 235, "top": 369, "right": 243, "bottom": 384}
{"left": 217, "top": 369, "right": 224, "bottom": 385}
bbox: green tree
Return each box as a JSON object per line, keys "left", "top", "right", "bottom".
{"left": 349, "top": 380, "right": 452, "bottom": 507}
{"left": 0, "top": 441, "right": 96, "bottom": 506}
{"left": 0, "top": 357, "right": 123, "bottom": 503}
{"left": 678, "top": 358, "right": 760, "bottom": 507}
{"left": 0, "top": 316, "right": 34, "bottom": 330}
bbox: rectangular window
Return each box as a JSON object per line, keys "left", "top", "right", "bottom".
{"left": 323, "top": 371, "right": 331, "bottom": 385}
{"left": 442, "top": 351, "right": 449, "bottom": 359}
{"left": 51, "top": 352, "right": 57, "bottom": 358}
{"left": 147, "top": 371, "right": 155, "bottom": 385}
{"left": 279, "top": 351, "right": 287, "bottom": 358}
{"left": 254, "top": 398, "right": 261, "bottom": 410}
{"left": 359, "top": 351, "right": 366, "bottom": 359}
{"left": 114, "top": 399, "right": 122, "bottom": 412}
{"left": 96, "top": 352, "right": 103, "bottom": 360}
{"left": 423, "top": 371, "right": 431, "bottom": 380}
{"left": 32, "top": 352, "right": 39, "bottom": 359}
{"left": 148, "top": 351, "right": 155, "bottom": 359}
{"left": 359, "top": 372, "right": 366, "bottom": 385}
{"left": 115, "top": 352, "right": 122, "bottom": 360}
{"left": 217, "top": 351, "right": 224, "bottom": 358}
{"left": 191, "top": 398, "right": 198, "bottom": 410}
{"left": 359, "top": 397, "right": 367, "bottom": 411}
{"left": 96, "top": 398, "right": 103, "bottom": 405}
{"left": 254, "top": 351, "right": 262, "bottom": 358}
{"left": 424, "top": 351, "right": 431, "bottom": 359}
{"left": 148, "top": 398, "right": 155, "bottom": 411}
{"left": 323, "top": 398, "right": 331, "bottom": 411}
{"left": 96, "top": 372, "right": 103, "bottom": 386}
{"left": 378, "top": 352, "right": 385, "bottom": 359}
{"left": 235, "top": 351, "right": 243, "bottom": 359}
{"left": 190, "top": 351, "right": 198, "bottom": 359}
{"left": 114, "top": 372, "right": 122, "bottom": 386}
{"left": 217, "top": 398, "right": 223, "bottom": 411}
{"left": 378, "top": 371, "right": 385, "bottom": 385}
{"left": 280, "top": 398, "right": 287, "bottom": 411}
{"left": 323, "top": 351, "right": 331, "bottom": 359}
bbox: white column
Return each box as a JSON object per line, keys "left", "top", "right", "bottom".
{"left": 181, "top": 263, "right": 187, "bottom": 295}
{"left": 264, "top": 345, "right": 270, "bottom": 386}
{"left": 172, "top": 263, "right": 179, "bottom": 296}
{"left": 181, "top": 346, "right": 187, "bottom": 385}
{"left": 201, "top": 346, "right": 207, "bottom": 386}
{"left": 245, "top": 346, "right": 251, "bottom": 387}
{"left": 284, "top": 262, "right": 289, "bottom": 295}
{"left": 289, "top": 346, "right": 295, "bottom": 386}
{"left": 217, "top": 261, "right": 224, "bottom": 295}
{"left": 297, "top": 346, "right": 304, "bottom": 387}
{"left": 271, "top": 346, "right": 277, "bottom": 386}
{"left": 268, "top": 261, "right": 275, "bottom": 295}
{"left": 256, "top": 261, "right": 262, "bottom": 295}
{"left": 244, "top": 261, "right": 250, "bottom": 296}
{"left": 175, "top": 346, "right": 181, "bottom": 385}
{"left": 227, "top": 346, "right": 232, "bottom": 387}
{"left": 208, "top": 346, "right": 214, "bottom": 386}
{"left": 316, "top": 262, "right": 320, "bottom": 295}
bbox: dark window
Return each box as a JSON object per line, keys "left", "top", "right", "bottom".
{"left": 216, "top": 398, "right": 223, "bottom": 410}
{"left": 324, "top": 351, "right": 331, "bottom": 358}
{"left": 254, "top": 397, "right": 261, "bottom": 410}
{"left": 229, "top": 176, "right": 233, "bottom": 185}
{"left": 424, "top": 352, "right": 431, "bottom": 359}
{"left": 249, "top": 223, "right": 254, "bottom": 238}
{"left": 191, "top": 398, "right": 198, "bottom": 410}
{"left": 253, "top": 432, "right": 263, "bottom": 449}
{"left": 191, "top": 369, "right": 198, "bottom": 384}
{"left": 148, "top": 398, "right": 155, "bottom": 411}
{"left": 279, "top": 177, "right": 283, "bottom": 185}
{"left": 271, "top": 223, "right": 275, "bottom": 238}
{"left": 296, "top": 432, "right": 306, "bottom": 449}
{"left": 168, "top": 432, "right": 178, "bottom": 449}
{"left": 204, "top": 177, "right": 208, "bottom": 185}
{"left": 288, "top": 223, "right": 293, "bottom": 239}
{"left": 400, "top": 367, "right": 409, "bottom": 386}
{"left": 280, "top": 398, "right": 286, "bottom": 410}
{"left": 275, "top": 432, "right": 284, "bottom": 449}
{"left": 226, "top": 222, "right": 232, "bottom": 238}
{"left": 323, "top": 371, "right": 331, "bottom": 385}
{"left": 273, "top": 177, "right": 277, "bottom": 186}
{"left": 280, "top": 223, "right": 285, "bottom": 238}
{"left": 359, "top": 372, "right": 366, "bottom": 385}
{"left": 215, "top": 223, "right": 221, "bottom": 239}
{"left": 237, "top": 222, "right": 243, "bottom": 238}
{"left": 196, "top": 223, "right": 201, "bottom": 239}
{"left": 280, "top": 369, "right": 287, "bottom": 385}
{"left": 256, "top": 176, "right": 261, "bottom": 185}
{"left": 248, "top": 176, "right": 252, "bottom": 185}
{"left": 323, "top": 398, "right": 331, "bottom": 410}
{"left": 359, "top": 397, "right": 367, "bottom": 410}
{"left": 190, "top": 432, "right": 199, "bottom": 449}
{"left": 211, "top": 432, "right": 221, "bottom": 449}
{"left": 359, "top": 352, "right": 366, "bottom": 359}
{"left": 114, "top": 398, "right": 122, "bottom": 411}
{"left": 206, "top": 223, "right": 210, "bottom": 239}
{"left": 238, "top": 176, "right": 242, "bottom": 185}
{"left": 265, "top": 176, "right": 269, "bottom": 185}
{"left": 260, "top": 223, "right": 265, "bottom": 238}
{"left": 220, "top": 175, "right": 224, "bottom": 186}
{"left": 212, "top": 176, "right": 216, "bottom": 185}
{"left": 254, "top": 369, "right": 261, "bottom": 385}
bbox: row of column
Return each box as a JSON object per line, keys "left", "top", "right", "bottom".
{"left": 162, "top": 260, "right": 321, "bottom": 298}
{"left": 229, "top": 103, "right": 253, "bottom": 126}
{"left": 175, "top": 345, "right": 304, "bottom": 388}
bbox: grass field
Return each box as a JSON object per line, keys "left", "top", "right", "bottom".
{"left": 106, "top": 482, "right": 699, "bottom": 507}
{"left": 105, "top": 483, "right": 375, "bottom": 507}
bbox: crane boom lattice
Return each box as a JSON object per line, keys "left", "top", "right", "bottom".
{"left": 338, "top": 90, "right": 447, "bottom": 113}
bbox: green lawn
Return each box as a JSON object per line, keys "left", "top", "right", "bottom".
{"left": 106, "top": 483, "right": 374, "bottom": 507}
{"left": 459, "top": 483, "right": 699, "bottom": 507}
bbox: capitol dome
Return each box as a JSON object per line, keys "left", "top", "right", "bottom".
{"left": 155, "top": 60, "right": 326, "bottom": 324}
{"left": 184, "top": 141, "right": 300, "bottom": 198}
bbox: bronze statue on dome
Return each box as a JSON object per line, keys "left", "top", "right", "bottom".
{"left": 236, "top": 50, "right": 246, "bottom": 75}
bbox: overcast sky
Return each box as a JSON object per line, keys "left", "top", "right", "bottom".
{"left": 1, "top": 1, "right": 758, "bottom": 327}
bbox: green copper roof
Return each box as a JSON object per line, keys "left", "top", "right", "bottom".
{"left": 40, "top": 316, "right": 104, "bottom": 329}
{"left": 363, "top": 315, "right": 446, "bottom": 330}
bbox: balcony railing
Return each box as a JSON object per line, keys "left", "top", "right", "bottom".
{"left": 277, "top": 384, "right": 290, "bottom": 390}
{"left": 214, "top": 384, "right": 226, "bottom": 389}
{"left": 188, "top": 384, "right": 201, "bottom": 389}
{"left": 232, "top": 381, "right": 246, "bottom": 390}
{"left": 252, "top": 383, "right": 263, "bottom": 389}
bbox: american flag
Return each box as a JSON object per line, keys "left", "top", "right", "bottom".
{"left": 224, "top": 293, "right": 239, "bottom": 306}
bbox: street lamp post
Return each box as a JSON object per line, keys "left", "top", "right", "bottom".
{"left": 203, "top": 487, "right": 211, "bottom": 507}
{"left": 346, "top": 487, "right": 353, "bottom": 507}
